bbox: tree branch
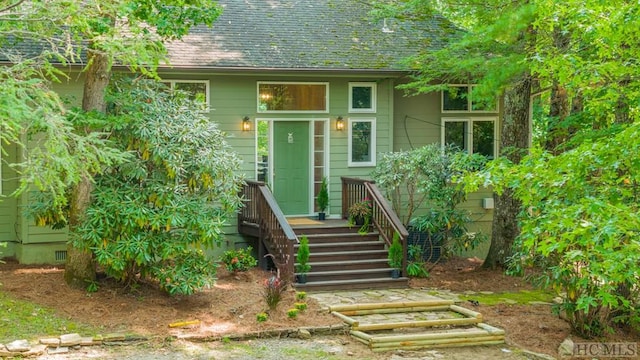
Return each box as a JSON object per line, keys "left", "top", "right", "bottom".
{"left": 0, "top": 0, "right": 26, "bottom": 14}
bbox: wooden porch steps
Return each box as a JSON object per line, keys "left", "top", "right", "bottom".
{"left": 291, "top": 221, "right": 409, "bottom": 291}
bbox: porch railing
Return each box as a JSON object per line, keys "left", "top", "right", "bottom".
{"left": 238, "top": 181, "right": 297, "bottom": 283}
{"left": 341, "top": 177, "right": 409, "bottom": 276}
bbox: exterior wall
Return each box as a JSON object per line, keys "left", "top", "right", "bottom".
{"left": 14, "top": 70, "right": 398, "bottom": 260}
{"left": 0, "top": 142, "right": 19, "bottom": 259}
{"left": 392, "top": 83, "right": 499, "bottom": 259}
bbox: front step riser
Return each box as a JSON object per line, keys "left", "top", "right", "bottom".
{"left": 296, "top": 280, "right": 409, "bottom": 291}
{"left": 309, "top": 262, "right": 387, "bottom": 272}
{"left": 310, "top": 253, "right": 387, "bottom": 262}
{"left": 307, "top": 272, "right": 394, "bottom": 282}
{"left": 302, "top": 244, "right": 385, "bottom": 253}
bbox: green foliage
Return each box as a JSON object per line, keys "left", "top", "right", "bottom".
{"left": 316, "top": 177, "right": 329, "bottom": 212}
{"left": 387, "top": 233, "right": 403, "bottom": 269}
{"left": 377, "top": 145, "right": 488, "bottom": 258}
{"left": 263, "top": 276, "right": 286, "bottom": 311}
{"left": 1, "top": 0, "right": 222, "bottom": 210}
{"left": 295, "top": 291, "right": 307, "bottom": 301}
{"left": 406, "top": 244, "right": 429, "bottom": 278}
{"left": 295, "top": 236, "right": 311, "bottom": 274}
{"left": 0, "top": 64, "right": 127, "bottom": 211}
{"left": 221, "top": 247, "right": 257, "bottom": 273}
{"left": 465, "top": 125, "right": 640, "bottom": 337}
{"left": 72, "top": 78, "right": 243, "bottom": 295}
{"left": 294, "top": 302, "right": 308, "bottom": 311}
{"left": 256, "top": 312, "right": 269, "bottom": 323}
{"left": 287, "top": 308, "right": 299, "bottom": 319}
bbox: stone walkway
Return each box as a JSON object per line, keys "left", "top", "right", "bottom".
{"left": 309, "top": 288, "right": 462, "bottom": 309}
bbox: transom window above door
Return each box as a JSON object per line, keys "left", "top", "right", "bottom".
{"left": 258, "top": 82, "right": 329, "bottom": 113}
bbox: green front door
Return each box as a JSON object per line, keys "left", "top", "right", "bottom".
{"left": 273, "top": 121, "right": 310, "bottom": 215}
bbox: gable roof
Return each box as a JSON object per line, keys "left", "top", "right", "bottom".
{"left": 1, "top": 0, "right": 451, "bottom": 72}
{"left": 165, "top": 0, "right": 450, "bottom": 71}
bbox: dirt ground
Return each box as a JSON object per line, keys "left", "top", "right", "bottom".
{"left": 1, "top": 257, "right": 638, "bottom": 359}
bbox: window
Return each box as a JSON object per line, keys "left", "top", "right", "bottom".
{"left": 442, "top": 85, "right": 497, "bottom": 113}
{"left": 442, "top": 117, "right": 496, "bottom": 158}
{"left": 349, "top": 82, "right": 376, "bottom": 113}
{"left": 163, "top": 80, "right": 210, "bottom": 110}
{"left": 258, "top": 82, "right": 328, "bottom": 113}
{"left": 348, "top": 118, "right": 376, "bottom": 167}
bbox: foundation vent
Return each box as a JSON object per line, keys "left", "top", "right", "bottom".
{"left": 55, "top": 250, "right": 67, "bottom": 261}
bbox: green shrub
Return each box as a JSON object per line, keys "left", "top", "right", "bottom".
{"left": 295, "top": 291, "right": 307, "bottom": 301}
{"left": 73, "top": 78, "right": 244, "bottom": 296}
{"left": 287, "top": 308, "right": 299, "bottom": 319}
{"left": 256, "top": 312, "right": 268, "bottom": 323}
{"left": 221, "top": 247, "right": 257, "bottom": 273}
{"left": 465, "top": 127, "right": 640, "bottom": 337}
{"left": 295, "top": 236, "right": 311, "bottom": 274}
{"left": 294, "top": 302, "right": 307, "bottom": 311}
{"left": 387, "top": 233, "right": 403, "bottom": 269}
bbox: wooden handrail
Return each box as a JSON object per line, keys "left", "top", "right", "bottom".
{"left": 341, "top": 177, "right": 409, "bottom": 276}
{"left": 239, "top": 181, "right": 297, "bottom": 283}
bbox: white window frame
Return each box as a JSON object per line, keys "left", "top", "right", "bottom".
{"left": 441, "top": 84, "right": 498, "bottom": 113}
{"left": 348, "top": 82, "right": 377, "bottom": 113}
{"left": 164, "top": 79, "right": 210, "bottom": 111}
{"left": 348, "top": 117, "right": 376, "bottom": 167}
{"left": 441, "top": 117, "right": 498, "bottom": 157}
{"left": 257, "top": 81, "right": 330, "bottom": 113}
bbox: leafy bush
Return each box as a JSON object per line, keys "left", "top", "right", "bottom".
{"left": 406, "top": 244, "right": 429, "bottom": 278}
{"left": 295, "top": 291, "right": 307, "bottom": 301}
{"left": 374, "top": 145, "right": 487, "bottom": 259}
{"left": 221, "top": 247, "right": 257, "bottom": 273}
{"left": 466, "top": 125, "right": 640, "bottom": 337}
{"left": 294, "top": 302, "right": 307, "bottom": 311}
{"left": 72, "top": 78, "right": 244, "bottom": 295}
{"left": 287, "top": 308, "right": 299, "bottom": 319}
{"left": 256, "top": 312, "right": 268, "bottom": 323}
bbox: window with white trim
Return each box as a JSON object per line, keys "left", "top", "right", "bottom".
{"left": 442, "top": 85, "right": 497, "bottom": 113}
{"left": 349, "top": 82, "right": 376, "bottom": 113}
{"left": 258, "top": 82, "right": 329, "bottom": 113}
{"left": 348, "top": 118, "right": 376, "bottom": 167}
{"left": 442, "top": 117, "right": 497, "bottom": 158}
{"left": 163, "top": 80, "right": 210, "bottom": 111}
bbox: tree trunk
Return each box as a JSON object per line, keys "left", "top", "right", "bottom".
{"left": 544, "top": 28, "right": 571, "bottom": 154}
{"left": 64, "top": 49, "right": 111, "bottom": 288}
{"left": 483, "top": 73, "right": 532, "bottom": 269}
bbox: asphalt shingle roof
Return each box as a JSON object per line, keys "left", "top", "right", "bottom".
{"left": 166, "top": 0, "right": 449, "bottom": 71}
{"left": 1, "top": 0, "right": 451, "bottom": 71}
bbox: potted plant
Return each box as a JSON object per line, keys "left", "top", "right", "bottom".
{"left": 317, "top": 177, "right": 329, "bottom": 221}
{"left": 295, "top": 236, "right": 311, "bottom": 284}
{"left": 387, "top": 232, "right": 403, "bottom": 279}
{"left": 347, "top": 199, "right": 372, "bottom": 226}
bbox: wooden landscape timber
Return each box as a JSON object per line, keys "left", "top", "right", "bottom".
{"left": 330, "top": 301, "right": 505, "bottom": 352}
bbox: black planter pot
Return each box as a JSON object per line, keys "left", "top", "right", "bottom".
{"left": 318, "top": 212, "right": 326, "bottom": 221}
{"left": 391, "top": 268, "right": 401, "bottom": 279}
{"left": 296, "top": 274, "right": 307, "bottom": 284}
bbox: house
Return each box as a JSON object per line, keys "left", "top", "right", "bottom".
{"left": 0, "top": 0, "right": 498, "bottom": 272}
